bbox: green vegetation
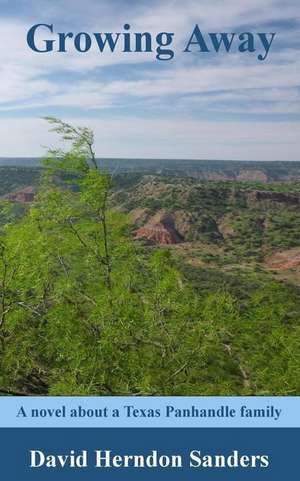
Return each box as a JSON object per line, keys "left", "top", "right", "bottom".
{"left": 113, "top": 176, "right": 300, "bottom": 259}
{"left": 3, "top": 158, "right": 300, "bottom": 183}
{"left": 0, "top": 120, "right": 300, "bottom": 396}
{"left": 0, "top": 167, "right": 41, "bottom": 197}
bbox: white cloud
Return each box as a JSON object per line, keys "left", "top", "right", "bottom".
{"left": 0, "top": 47, "right": 299, "bottom": 115}
{"left": 0, "top": 0, "right": 299, "bottom": 159}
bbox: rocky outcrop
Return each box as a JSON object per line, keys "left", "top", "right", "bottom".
{"left": 245, "top": 190, "right": 300, "bottom": 207}
{"left": 237, "top": 170, "right": 268, "bottom": 183}
{"left": 135, "top": 210, "right": 182, "bottom": 245}
{"left": 173, "top": 210, "right": 195, "bottom": 239}
{"left": 130, "top": 208, "right": 151, "bottom": 227}
{"left": 5, "top": 186, "right": 36, "bottom": 203}
{"left": 265, "top": 248, "right": 300, "bottom": 270}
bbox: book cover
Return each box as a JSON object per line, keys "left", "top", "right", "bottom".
{"left": 0, "top": 0, "right": 299, "bottom": 479}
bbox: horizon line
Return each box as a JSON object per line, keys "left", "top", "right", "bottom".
{"left": 1, "top": 157, "right": 300, "bottom": 163}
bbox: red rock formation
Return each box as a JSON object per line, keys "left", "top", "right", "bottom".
{"left": 237, "top": 170, "right": 268, "bottom": 183}
{"left": 6, "top": 186, "right": 36, "bottom": 203}
{"left": 265, "top": 248, "right": 300, "bottom": 270}
{"left": 134, "top": 210, "right": 182, "bottom": 245}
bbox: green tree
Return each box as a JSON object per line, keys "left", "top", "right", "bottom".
{"left": 1, "top": 119, "right": 299, "bottom": 396}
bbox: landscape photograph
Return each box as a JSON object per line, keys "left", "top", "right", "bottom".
{"left": 0, "top": 0, "right": 300, "bottom": 396}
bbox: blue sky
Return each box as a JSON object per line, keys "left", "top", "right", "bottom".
{"left": 0, "top": 0, "right": 299, "bottom": 160}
